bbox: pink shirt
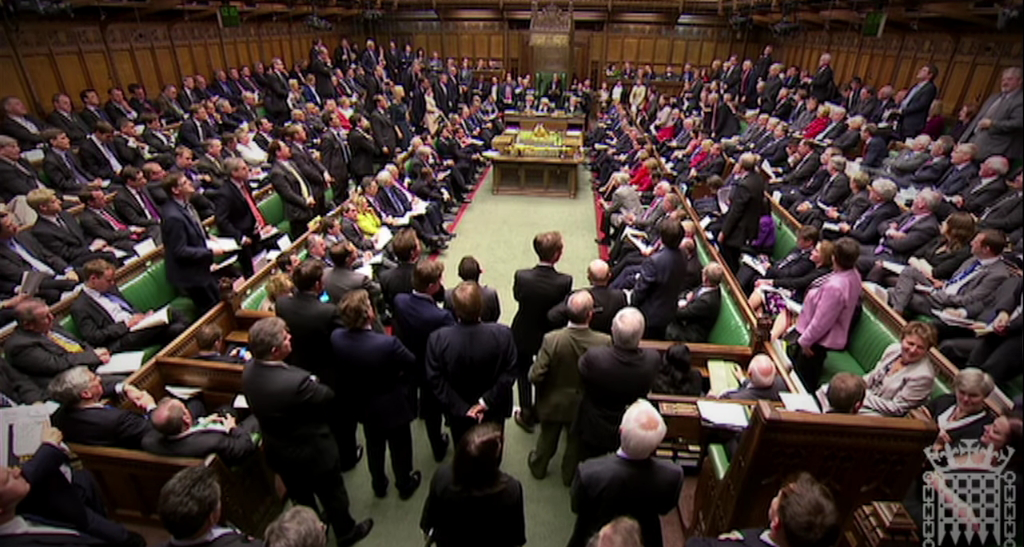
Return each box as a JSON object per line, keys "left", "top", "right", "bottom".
{"left": 797, "top": 268, "right": 862, "bottom": 350}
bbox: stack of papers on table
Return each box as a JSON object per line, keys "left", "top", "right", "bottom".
{"left": 781, "top": 392, "right": 822, "bottom": 413}
{"left": 95, "top": 351, "right": 145, "bottom": 375}
{"left": 697, "top": 401, "right": 749, "bottom": 429}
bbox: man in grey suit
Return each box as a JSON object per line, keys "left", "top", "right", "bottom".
{"left": 324, "top": 241, "right": 382, "bottom": 305}
{"left": 886, "top": 229, "right": 1011, "bottom": 321}
{"left": 961, "top": 67, "right": 1023, "bottom": 161}
{"left": 528, "top": 291, "right": 611, "bottom": 485}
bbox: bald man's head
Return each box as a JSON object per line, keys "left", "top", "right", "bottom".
{"left": 747, "top": 354, "right": 777, "bottom": 388}
{"left": 587, "top": 259, "right": 611, "bottom": 286}
{"left": 566, "top": 290, "right": 595, "bottom": 325}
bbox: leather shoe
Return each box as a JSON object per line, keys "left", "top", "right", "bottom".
{"left": 527, "top": 451, "right": 546, "bottom": 480}
{"left": 372, "top": 481, "right": 388, "bottom": 498}
{"left": 397, "top": 470, "right": 422, "bottom": 500}
{"left": 337, "top": 519, "right": 374, "bottom": 547}
{"left": 341, "top": 445, "right": 364, "bottom": 471}
{"left": 513, "top": 409, "right": 535, "bottom": 433}
{"left": 432, "top": 433, "right": 450, "bottom": 462}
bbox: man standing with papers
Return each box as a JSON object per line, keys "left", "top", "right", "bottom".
{"left": 160, "top": 172, "right": 226, "bottom": 313}
{"left": 216, "top": 157, "right": 279, "bottom": 278}
{"left": 3, "top": 298, "right": 111, "bottom": 392}
{"left": 71, "top": 260, "right": 189, "bottom": 353}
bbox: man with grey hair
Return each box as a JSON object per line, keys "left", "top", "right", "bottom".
{"left": 242, "top": 317, "right": 373, "bottom": 546}
{"left": 573, "top": 307, "right": 660, "bottom": 463}
{"left": 49, "top": 365, "right": 156, "bottom": 448}
{"left": 857, "top": 189, "right": 941, "bottom": 273}
{"left": 945, "top": 155, "right": 1012, "bottom": 217}
{"left": 3, "top": 298, "right": 111, "bottom": 392}
{"left": 718, "top": 152, "right": 766, "bottom": 273}
{"left": 837, "top": 178, "right": 901, "bottom": 245}
{"left": 265, "top": 506, "right": 326, "bottom": 547}
{"left": 568, "top": 399, "right": 683, "bottom": 547}
{"left": 721, "top": 353, "right": 789, "bottom": 401}
{"left": 548, "top": 259, "right": 628, "bottom": 335}
{"left": 961, "top": 66, "right": 1022, "bottom": 161}
{"left": 528, "top": 291, "right": 612, "bottom": 484}
{"left": 666, "top": 262, "right": 724, "bottom": 343}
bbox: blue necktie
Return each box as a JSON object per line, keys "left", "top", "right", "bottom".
{"left": 947, "top": 261, "right": 980, "bottom": 286}
{"left": 104, "top": 292, "right": 135, "bottom": 313}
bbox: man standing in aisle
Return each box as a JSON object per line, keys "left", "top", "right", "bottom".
{"left": 511, "top": 231, "right": 573, "bottom": 433}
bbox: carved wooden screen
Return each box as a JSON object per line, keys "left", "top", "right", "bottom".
{"left": 529, "top": 1, "right": 571, "bottom": 74}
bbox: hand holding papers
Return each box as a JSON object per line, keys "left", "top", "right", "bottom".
{"left": 206, "top": 237, "right": 241, "bottom": 254}
{"left": 372, "top": 226, "right": 393, "bottom": 251}
{"left": 130, "top": 306, "right": 170, "bottom": 331}
{"left": 0, "top": 403, "right": 61, "bottom": 466}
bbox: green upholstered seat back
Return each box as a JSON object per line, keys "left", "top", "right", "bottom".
{"left": 57, "top": 314, "right": 80, "bottom": 339}
{"left": 773, "top": 217, "right": 798, "bottom": 261}
{"left": 695, "top": 235, "right": 751, "bottom": 347}
{"left": 847, "top": 306, "right": 899, "bottom": 374}
{"left": 241, "top": 287, "right": 268, "bottom": 310}
{"left": 258, "top": 194, "right": 289, "bottom": 233}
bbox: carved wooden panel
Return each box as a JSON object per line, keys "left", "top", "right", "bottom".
{"left": 964, "top": 64, "right": 997, "bottom": 107}
{"left": 637, "top": 37, "right": 655, "bottom": 63}
{"left": 699, "top": 40, "right": 716, "bottom": 66}
{"left": 671, "top": 40, "right": 688, "bottom": 66}
{"left": 491, "top": 34, "right": 505, "bottom": 59}
{"left": 622, "top": 37, "right": 639, "bottom": 63}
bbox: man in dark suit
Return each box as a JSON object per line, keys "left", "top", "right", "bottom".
{"left": 510, "top": 231, "right": 574, "bottom": 432}
{"left": 46, "top": 93, "right": 90, "bottom": 146}
{"left": 809, "top": 54, "right": 835, "bottom": 102}
{"left": 665, "top": 263, "right": 724, "bottom": 343}
{"left": 568, "top": 399, "right": 683, "bottom": 547}
{"left": 3, "top": 299, "right": 110, "bottom": 392}
{"left": 528, "top": 291, "right": 611, "bottom": 485}
{"left": 835, "top": 179, "right": 901, "bottom": 245}
{"left": 275, "top": 259, "right": 363, "bottom": 471}
{"left": 899, "top": 64, "right": 939, "bottom": 139}
{"left": 394, "top": 259, "right": 456, "bottom": 462}
{"left": 935, "top": 143, "right": 980, "bottom": 197}
{"left": 426, "top": 281, "right": 518, "bottom": 445}
{"left": 0, "top": 212, "right": 78, "bottom": 304}
{"left": 145, "top": 397, "right": 259, "bottom": 464}
{"left": 77, "top": 189, "right": 140, "bottom": 253}
{"left": 8, "top": 424, "right": 145, "bottom": 546}
{"left": 719, "top": 153, "right": 766, "bottom": 273}
{"left": 41, "top": 129, "right": 102, "bottom": 196}
{"left": 268, "top": 140, "right": 318, "bottom": 240}
{"left": 573, "top": 307, "right": 660, "bottom": 462}
{"left": 369, "top": 94, "right": 398, "bottom": 158}
{"left": 48, "top": 365, "right": 155, "bottom": 448}
{"left": 630, "top": 219, "right": 690, "bottom": 340}
{"left": 339, "top": 203, "right": 375, "bottom": 251}
{"left": 263, "top": 59, "right": 292, "bottom": 125}
{"left": 0, "top": 135, "right": 46, "bottom": 202}
{"left": 0, "top": 96, "right": 48, "bottom": 150}
{"left": 897, "top": 138, "right": 953, "bottom": 188}
{"left": 216, "top": 158, "right": 269, "bottom": 278}
{"left": 154, "top": 468, "right": 263, "bottom": 547}
{"left": 127, "top": 84, "right": 157, "bottom": 116}
{"left": 379, "top": 228, "right": 425, "bottom": 310}
{"left": 952, "top": 155, "right": 1012, "bottom": 217}
{"left": 441, "top": 255, "right": 501, "bottom": 323}
{"left": 791, "top": 156, "right": 851, "bottom": 225}
{"left": 857, "top": 190, "right": 942, "bottom": 273}
{"left": 71, "top": 259, "right": 188, "bottom": 353}
{"left": 27, "top": 188, "right": 119, "bottom": 268}
{"left": 0, "top": 356, "right": 46, "bottom": 404}
{"left": 192, "top": 324, "right": 245, "bottom": 364}
{"left": 140, "top": 113, "right": 174, "bottom": 155}
{"left": 79, "top": 89, "right": 112, "bottom": 132}
{"left": 720, "top": 354, "right": 789, "bottom": 401}
{"left": 324, "top": 242, "right": 382, "bottom": 305}
{"left": 78, "top": 122, "right": 124, "bottom": 182}
{"left": 548, "top": 259, "right": 626, "bottom": 335}
{"left": 243, "top": 317, "right": 373, "bottom": 545}
{"left": 976, "top": 171, "right": 1022, "bottom": 234}
{"left": 348, "top": 113, "right": 380, "bottom": 182}
{"left": 114, "top": 165, "right": 162, "bottom": 244}
{"left": 159, "top": 172, "right": 222, "bottom": 313}
{"left": 738, "top": 226, "right": 819, "bottom": 293}
{"left": 332, "top": 290, "right": 422, "bottom": 499}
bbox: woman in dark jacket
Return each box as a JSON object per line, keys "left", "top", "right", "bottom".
{"left": 651, "top": 343, "right": 705, "bottom": 396}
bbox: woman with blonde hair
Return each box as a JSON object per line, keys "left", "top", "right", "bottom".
{"left": 351, "top": 195, "right": 383, "bottom": 236}
{"left": 260, "top": 272, "right": 295, "bottom": 313}
{"left": 391, "top": 85, "right": 414, "bottom": 150}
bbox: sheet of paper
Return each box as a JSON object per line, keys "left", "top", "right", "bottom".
{"left": 130, "top": 306, "right": 169, "bottom": 332}
{"left": 771, "top": 190, "right": 783, "bottom": 202}
{"left": 233, "top": 394, "right": 249, "bottom": 409}
{"left": 933, "top": 309, "right": 984, "bottom": 329}
{"left": 18, "top": 271, "right": 45, "bottom": 296}
{"left": 211, "top": 254, "right": 239, "bottom": 272}
{"left": 740, "top": 254, "right": 767, "bottom": 276}
{"left": 627, "top": 234, "right": 653, "bottom": 256}
{"left": 206, "top": 237, "right": 240, "bottom": 253}
{"left": 821, "top": 222, "right": 842, "bottom": 232}
{"left": 1, "top": 403, "right": 59, "bottom": 466}
{"left": 165, "top": 385, "right": 202, "bottom": 399}
{"left": 276, "top": 234, "right": 292, "bottom": 251}
{"left": 697, "top": 400, "right": 749, "bottom": 429}
{"left": 259, "top": 225, "right": 280, "bottom": 239}
{"left": 355, "top": 264, "right": 373, "bottom": 278}
{"left": 699, "top": 216, "right": 713, "bottom": 230}
{"left": 781, "top": 392, "right": 822, "bottom": 413}
{"left": 95, "top": 351, "right": 145, "bottom": 375}
{"left": 373, "top": 226, "right": 393, "bottom": 250}
{"left": 708, "top": 360, "right": 741, "bottom": 395}
{"left": 881, "top": 261, "right": 906, "bottom": 275}
{"left": 133, "top": 238, "right": 157, "bottom": 257}
{"left": 112, "top": 248, "right": 128, "bottom": 259}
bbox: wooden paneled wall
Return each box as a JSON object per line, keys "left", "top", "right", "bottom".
{"left": 0, "top": 22, "right": 338, "bottom": 115}
{"left": 772, "top": 30, "right": 1022, "bottom": 115}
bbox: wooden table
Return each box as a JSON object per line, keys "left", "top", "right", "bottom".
{"left": 503, "top": 112, "right": 586, "bottom": 133}
{"left": 491, "top": 154, "right": 582, "bottom": 198}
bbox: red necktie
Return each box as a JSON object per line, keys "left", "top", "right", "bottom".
{"left": 237, "top": 182, "right": 266, "bottom": 229}
{"left": 99, "top": 209, "right": 127, "bottom": 230}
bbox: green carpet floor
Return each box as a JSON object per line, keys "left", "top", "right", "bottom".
{"left": 342, "top": 166, "right": 597, "bottom": 547}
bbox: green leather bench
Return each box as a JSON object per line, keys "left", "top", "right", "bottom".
{"left": 822, "top": 305, "right": 951, "bottom": 397}
{"left": 257, "top": 194, "right": 291, "bottom": 235}
{"left": 56, "top": 260, "right": 197, "bottom": 362}
{"left": 772, "top": 216, "right": 798, "bottom": 261}
{"left": 695, "top": 235, "right": 752, "bottom": 347}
